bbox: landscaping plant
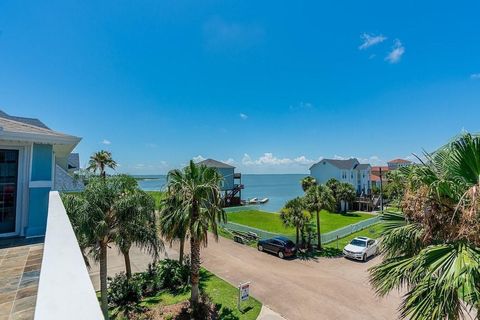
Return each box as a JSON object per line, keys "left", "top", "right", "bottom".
{"left": 165, "top": 160, "right": 226, "bottom": 309}
{"left": 370, "top": 133, "right": 480, "bottom": 319}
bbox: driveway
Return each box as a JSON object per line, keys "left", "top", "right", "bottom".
{"left": 89, "top": 236, "right": 401, "bottom": 320}
{"left": 194, "top": 234, "right": 401, "bottom": 320}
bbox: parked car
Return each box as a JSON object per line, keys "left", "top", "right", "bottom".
{"left": 343, "top": 236, "right": 378, "bottom": 262}
{"left": 257, "top": 236, "right": 296, "bottom": 259}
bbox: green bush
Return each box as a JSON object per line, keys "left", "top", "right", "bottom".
{"left": 156, "top": 258, "right": 191, "bottom": 292}
{"left": 107, "top": 273, "right": 145, "bottom": 319}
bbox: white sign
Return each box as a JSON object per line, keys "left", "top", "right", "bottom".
{"left": 238, "top": 282, "right": 251, "bottom": 311}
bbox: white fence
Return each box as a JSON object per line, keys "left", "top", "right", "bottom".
{"left": 221, "top": 215, "right": 381, "bottom": 244}
{"left": 35, "top": 191, "right": 104, "bottom": 320}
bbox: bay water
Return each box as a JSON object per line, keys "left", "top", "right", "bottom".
{"left": 136, "top": 174, "right": 307, "bottom": 212}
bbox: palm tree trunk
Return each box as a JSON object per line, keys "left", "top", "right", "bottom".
{"left": 190, "top": 236, "right": 201, "bottom": 307}
{"left": 179, "top": 237, "right": 185, "bottom": 265}
{"left": 123, "top": 249, "right": 132, "bottom": 279}
{"left": 100, "top": 242, "right": 109, "bottom": 319}
{"left": 316, "top": 211, "right": 322, "bottom": 250}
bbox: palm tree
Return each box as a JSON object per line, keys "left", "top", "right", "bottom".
{"left": 88, "top": 150, "right": 117, "bottom": 179}
{"left": 114, "top": 178, "right": 163, "bottom": 278}
{"left": 280, "top": 197, "right": 311, "bottom": 247}
{"left": 326, "top": 178, "right": 340, "bottom": 211}
{"left": 166, "top": 160, "right": 225, "bottom": 308}
{"left": 62, "top": 175, "right": 162, "bottom": 318}
{"left": 336, "top": 182, "right": 356, "bottom": 213}
{"left": 304, "top": 184, "right": 335, "bottom": 250}
{"left": 369, "top": 133, "right": 480, "bottom": 319}
{"left": 159, "top": 192, "right": 189, "bottom": 265}
{"left": 301, "top": 176, "right": 317, "bottom": 192}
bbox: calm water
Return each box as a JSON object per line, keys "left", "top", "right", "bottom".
{"left": 136, "top": 174, "right": 307, "bottom": 212}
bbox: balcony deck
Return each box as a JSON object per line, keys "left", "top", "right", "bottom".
{"left": 0, "top": 239, "right": 44, "bottom": 320}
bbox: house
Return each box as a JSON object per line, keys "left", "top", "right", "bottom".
{"left": 309, "top": 158, "right": 372, "bottom": 195}
{"left": 0, "top": 111, "right": 81, "bottom": 238}
{"left": 387, "top": 158, "right": 412, "bottom": 170}
{"left": 370, "top": 166, "right": 389, "bottom": 188}
{"left": 197, "top": 158, "right": 243, "bottom": 206}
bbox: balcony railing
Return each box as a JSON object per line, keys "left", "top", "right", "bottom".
{"left": 34, "top": 191, "right": 104, "bottom": 320}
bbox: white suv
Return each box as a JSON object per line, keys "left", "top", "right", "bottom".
{"left": 343, "top": 236, "right": 378, "bottom": 262}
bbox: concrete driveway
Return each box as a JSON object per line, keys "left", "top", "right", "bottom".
{"left": 195, "top": 234, "right": 401, "bottom": 320}
{"left": 88, "top": 236, "right": 401, "bottom": 320}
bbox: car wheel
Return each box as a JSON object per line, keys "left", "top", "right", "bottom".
{"left": 363, "top": 253, "right": 367, "bottom": 262}
{"left": 258, "top": 245, "right": 264, "bottom": 252}
{"left": 278, "top": 251, "right": 285, "bottom": 259}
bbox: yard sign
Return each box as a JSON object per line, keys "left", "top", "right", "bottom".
{"left": 238, "top": 282, "right": 250, "bottom": 310}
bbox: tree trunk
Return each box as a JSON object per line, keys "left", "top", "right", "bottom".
{"left": 316, "top": 211, "right": 322, "bottom": 250}
{"left": 190, "top": 236, "right": 201, "bottom": 307}
{"left": 100, "top": 242, "right": 109, "bottom": 319}
{"left": 123, "top": 249, "right": 132, "bottom": 279}
{"left": 295, "top": 226, "right": 299, "bottom": 247}
{"left": 179, "top": 237, "right": 185, "bottom": 265}
{"left": 190, "top": 201, "right": 201, "bottom": 309}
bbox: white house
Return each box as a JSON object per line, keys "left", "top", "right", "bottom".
{"left": 309, "top": 158, "right": 372, "bottom": 195}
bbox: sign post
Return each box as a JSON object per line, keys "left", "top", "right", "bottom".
{"left": 238, "top": 282, "right": 251, "bottom": 311}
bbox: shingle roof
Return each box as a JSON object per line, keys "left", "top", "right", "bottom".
{"left": 0, "top": 111, "right": 50, "bottom": 129}
{"left": 355, "top": 163, "right": 371, "bottom": 170}
{"left": 198, "top": 158, "right": 235, "bottom": 169}
{"left": 388, "top": 158, "right": 411, "bottom": 164}
{"left": 0, "top": 111, "right": 81, "bottom": 146}
{"left": 323, "top": 158, "right": 359, "bottom": 169}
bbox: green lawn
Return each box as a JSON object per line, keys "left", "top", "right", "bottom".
{"left": 110, "top": 269, "right": 261, "bottom": 320}
{"left": 146, "top": 191, "right": 164, "bottom": 209}
{"left": 227, "top": 209, "right": 375, "bottom": 235}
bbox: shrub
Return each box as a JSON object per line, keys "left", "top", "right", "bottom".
{"left": 156, "top": 258, "right": 191, "bottom": 292}
{"left": 107, "top": 272, "right": 145, "bottom": 319}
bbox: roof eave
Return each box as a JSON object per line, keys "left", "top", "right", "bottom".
{"left": 0, "top": 131, "right": 81, "bottom": 147}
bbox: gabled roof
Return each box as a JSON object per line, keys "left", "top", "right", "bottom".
{"left": 371, "top": 166, "right": 389, "bottom": 171}
{"left": 0, "top": 111, "right": 81, "bottom": 156}
{"left": 388, "top": 158, "right": 412, "bottom": 164}
{"left": 310, "top": 158, "right": 359, "bottom": 170}
{"left": 355, "top": 163, "right": 371, "bottom": 170}
{"left": 198, "top": 158, "right": 235, "bottom": 169}
{"left": 0, "top": 111, "right": 50, "bottom": 129}
{"left": 68, "top": 153, "right": 80, "bottom": 169}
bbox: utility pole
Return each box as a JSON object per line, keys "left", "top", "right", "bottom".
{"left": 379, "top": 167, "right": 384, "bottom": 212}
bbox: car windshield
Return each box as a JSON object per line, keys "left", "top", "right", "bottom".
{"left": 350, "top": 239, "right": 367, "bottom": 247}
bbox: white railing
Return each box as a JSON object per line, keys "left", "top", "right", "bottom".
{"left": 35, "top": 191, "right": 104, "bottom": 320}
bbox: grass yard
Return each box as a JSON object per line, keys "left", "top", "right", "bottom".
{"left": 146, "top": 191, "right": 164, "bottom": 209}
{"left": 110, "top": 269, "right": 261, "bottom": 320}
{"left": 227, "top": 209, "right": 375, "bottom": 235}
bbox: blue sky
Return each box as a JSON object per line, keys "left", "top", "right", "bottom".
{"left": 1, "top": 1, "right": 479, "bottom": 174}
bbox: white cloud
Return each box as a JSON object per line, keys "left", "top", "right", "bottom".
{"left": 239, "top": 113, "right": 248, "bottom": 120}
{"left": 101, "top": 139, "right": 111, "bottom": 145}
{"left": 470, "top": 73, "right": 480, "bottom": 80}
{"left": 359, "top": 33, "right": 387, "bottom": 50}
{"left": 193, "top": 155, "right": 206, "bottom": 163}
{"left": 385, "top": 39, "right": 405, "bottom": 64}
{"left": 222, "top": 158, "right": 236, "bottom": 165}
{"left": 145, "top": 143, "right": 158, "bottom": 148}
{"left": 242, "top": 153, "right": 318, "bottom": 166}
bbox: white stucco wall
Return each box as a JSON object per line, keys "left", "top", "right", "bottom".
{"left": 35, "top": 192, "right": 104, "bottom": 320}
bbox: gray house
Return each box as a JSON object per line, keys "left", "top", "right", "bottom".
{"left": 309, "top": 158, "right": 371, "bottom": 195}
{"left": 197, "top": 159, "right": 243, "bottom": 206}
